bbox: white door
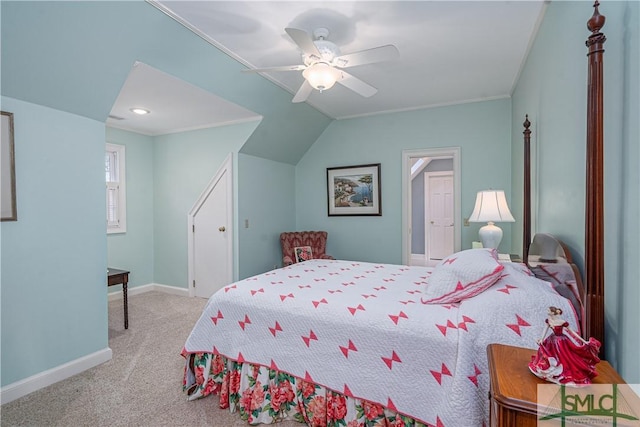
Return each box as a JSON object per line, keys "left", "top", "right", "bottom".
{"left": 426, "top": 172, "right": 454, "bottom": 261}
{"left": 189, "top": 154, "right": 233, "bottom": 299}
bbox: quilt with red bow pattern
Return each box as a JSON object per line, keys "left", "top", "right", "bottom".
{"left": 183, "top": 259, "right": 577, "bottom": 426}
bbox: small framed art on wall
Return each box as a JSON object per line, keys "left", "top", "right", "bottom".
{"left": 327, "top": 163, "right": 381, "bottom": 216}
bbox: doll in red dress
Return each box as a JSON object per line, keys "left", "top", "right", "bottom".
{"left": 529, "top": 306, "right": 601, "bottom": 386}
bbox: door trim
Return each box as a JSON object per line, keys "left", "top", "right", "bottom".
{"left": 187, "top": 153, "right": 234, "bottom": 298}
{"left": 402, "top": 147, "right": 461, "bottom": 265}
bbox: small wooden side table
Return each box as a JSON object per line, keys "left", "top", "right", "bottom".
{"left": 487, "top": 343, "right": 624, "bottom": 427}
{"left": 107, "top": 268, "right": 130, "bottom": 329}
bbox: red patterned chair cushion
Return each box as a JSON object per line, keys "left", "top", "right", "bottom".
{"left": 280, "top": 231, "right": 334, "bottom": 266}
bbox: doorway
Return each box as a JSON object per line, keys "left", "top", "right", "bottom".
{"left": 402, "top": 148, "right": 461, "bottom": 265}
{"left": 187, "top": 153, "right": 234, "bottom": 298}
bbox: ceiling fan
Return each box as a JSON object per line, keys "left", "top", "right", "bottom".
{"left": 243, "top": 27, "right": 399, "bottom": 103}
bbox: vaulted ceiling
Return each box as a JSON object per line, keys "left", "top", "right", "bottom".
{"left": 2, "top": 1, "right": 546, "bottom": 164}
{"left": 107, "top": 1, "right": 546, "bottom": 136}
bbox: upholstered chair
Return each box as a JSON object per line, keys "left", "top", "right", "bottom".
{"left": 279, "top": 231, "right": 334, "bottom": 266}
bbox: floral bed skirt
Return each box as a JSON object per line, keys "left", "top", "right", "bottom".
{"left": 182, "top": 352, "right": 430, "bottom": 427}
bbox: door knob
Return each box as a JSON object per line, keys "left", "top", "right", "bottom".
{"left": 218, "top": 226, "right": 226, "bottom": 232}
{"left": 430, "top": 221, "right": 434, "bottom": 224}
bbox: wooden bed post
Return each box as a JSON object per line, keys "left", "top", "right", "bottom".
{"left": 585, "top": 0, "right": 606, "bottom": 350}
{"left": 522, "top": 115, "right": 531, "bottom": 264}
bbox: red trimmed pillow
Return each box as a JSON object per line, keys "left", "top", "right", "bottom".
{"left": 294, "top": 246, "right": 313, "bottom": 263}
{"left": 421, "top": 248, "right": 504, "bottom": 304}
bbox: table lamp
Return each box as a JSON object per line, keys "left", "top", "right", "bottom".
{"left": 468, "top": 190, "right": 515, "bottom": 249}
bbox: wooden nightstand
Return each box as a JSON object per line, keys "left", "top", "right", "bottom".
{"left": 487, "top": 343, "right": 625, "bottom": 427}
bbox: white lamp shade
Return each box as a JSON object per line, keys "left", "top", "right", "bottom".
{"left": 468, "top": 190, "right": 515, "bottom": 223}
{"left": 302, "top": 63, "right": 340, "bottom": 91}
{"left": 469, "top": 190, "right": 515, "bottom": 249}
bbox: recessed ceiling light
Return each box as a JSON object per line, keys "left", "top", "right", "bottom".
{"left": 130, "top": 108, "right": 150, "bottom": 115}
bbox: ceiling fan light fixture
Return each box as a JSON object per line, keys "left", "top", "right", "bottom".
{"left": 254, "top": 26, "right": 396, "bottom": 103}
{"left": 302, "top": 63, "right": 340, "bottom": 92}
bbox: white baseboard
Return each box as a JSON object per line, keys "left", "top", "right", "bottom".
{"left": 152, "top": 283, "right": 190, "bottom": 297}
{"left": 411, "top": 253, "right": 427, "bottom": 266}
{"left": 108, "top": 283, "right": 189, "bottom": 301}
{"left": 0, "top": 347, "right": 112, "bottom": 405}
{"left": 411, "top": 253, "right": 440, "bottom": 267}
{"left": 1, "top": 284, "right": 190, "bottom": 404}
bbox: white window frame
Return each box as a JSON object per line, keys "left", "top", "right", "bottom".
{"left": 106, "top": 143, "right": 127, "bottom": 234}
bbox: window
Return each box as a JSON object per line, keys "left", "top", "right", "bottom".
{"left": 106, "top": 143, "right": 126, "bottom": 233}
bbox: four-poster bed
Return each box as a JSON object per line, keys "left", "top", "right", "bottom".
{"left": 180, "top": 2, "right": 609, "bottom": 426}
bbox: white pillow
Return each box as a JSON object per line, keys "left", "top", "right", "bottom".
{"left": 421, "top": 248, "right": 504, "bottom": 304}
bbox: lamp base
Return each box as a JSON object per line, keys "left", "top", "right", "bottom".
{"left": 478, "top": 222, "right": 503, "bottom": 249}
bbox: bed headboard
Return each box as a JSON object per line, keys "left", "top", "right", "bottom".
{"left": 522, "top": 1, "right": 606, "bottom": 351}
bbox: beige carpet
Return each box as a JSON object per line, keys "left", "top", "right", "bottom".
{"left": 1, "top": 291, "right": 300, "bottom": 427}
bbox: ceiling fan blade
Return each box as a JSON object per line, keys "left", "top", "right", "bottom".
{"left": 285, "top": 27, "right": 321, "bottom": 59}
{"left": 333, "top": 45, "right": 399, "bottom": 68}
{"left": 292, "top": 80, "right": 313, "bottom": 103}
{"left": 242, "top": 64, "right": 306, "bottom": 73}
{"left": 337, "top": 71, "right": 378, "bottom": 98}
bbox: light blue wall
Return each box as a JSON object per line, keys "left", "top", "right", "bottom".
{"left": 618, "top": 0, "right": 640, "bottom": 384}
{"left": 106, "top": 122, "right": 260, "bottom": 291}
{"left": 511, "top": 2, "right": 593, "bottom": 262}
{"left": 0, "top": 97, "right": 107, "bottom": 386}
{"left": 106, "top": 124, "right": 293, "bottom": 289}
{"left": 295, "top": 99, "right": 513, "bottom": 264}
{"left": 106, "top": 128, "right": 154, "bottom": 289}
{"left": 237, "top": 154, "right": 296, "bottom": 279}
{"left": 153, "top": 122, "right": 259, "bottom": 288}
{"left": 511, "top": 1, "right": 639, "bottom": 382}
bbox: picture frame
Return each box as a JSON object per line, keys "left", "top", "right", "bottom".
{"left": 327, "top": 163, "right": 381, "bottom": 216}
{"left": 1, "top": 111, "right": 17, "bottom": 221}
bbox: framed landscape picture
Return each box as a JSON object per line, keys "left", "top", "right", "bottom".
{"left": 1, "top": 111, "right": 17, "bottom": 221}
{"left": 327, "top": 163, "right": 381, "bottom": 216}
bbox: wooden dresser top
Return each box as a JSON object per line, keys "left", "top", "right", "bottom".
{"left": 487, "top": 343, "right": 625, "bottom": 415}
